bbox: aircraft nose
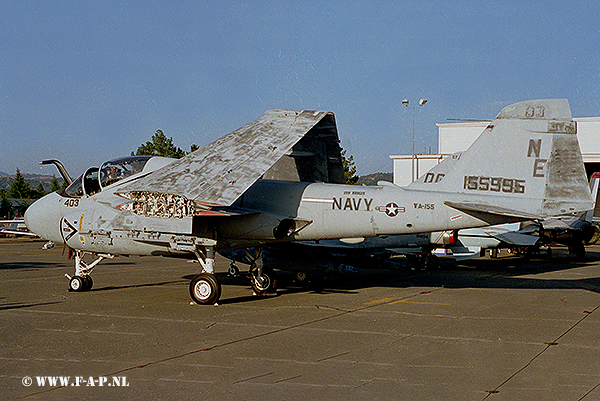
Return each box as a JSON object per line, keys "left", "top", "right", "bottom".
{"left": 25, "top": 193, "right": 64, "bottom": 243}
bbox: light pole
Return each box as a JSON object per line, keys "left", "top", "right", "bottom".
{"left": 402, "top": 98, "right": 427, "bottom": 182}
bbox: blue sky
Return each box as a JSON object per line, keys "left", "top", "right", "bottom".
{"left": 1, "top": 0, "right": 599, "bottom": 177}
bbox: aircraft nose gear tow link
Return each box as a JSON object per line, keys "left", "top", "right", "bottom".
{"left": 66, "top": 250, "right": 111, "bottom": 292}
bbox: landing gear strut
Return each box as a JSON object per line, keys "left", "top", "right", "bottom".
{"left": 66, "top": 250, "right": 106, "bottom": 292}
{"left": 228, "top": 260, "right": 239, "bottom": 277}
{"left": 245, "top": 248, "right": 277, "bottom": 296}
{"left": 189, "top": 245, "right": 222, "bottom": 305}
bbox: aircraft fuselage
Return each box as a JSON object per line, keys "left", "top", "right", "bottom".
{"left": 25, "top": 178, "right": 525, "bottom": 257}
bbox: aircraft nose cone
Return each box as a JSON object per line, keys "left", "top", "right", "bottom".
{"left": 24, "top": 199, "right": 43, "bottom": 237}
{"left": 24, "top": 193, "right": 64, "bottom": 243}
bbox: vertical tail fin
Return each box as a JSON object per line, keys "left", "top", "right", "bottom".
{"left": 408, "top": 99, "right": 593, "bottom": 218}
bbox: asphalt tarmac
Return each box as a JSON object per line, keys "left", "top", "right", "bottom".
{"left": 2, "top": 237, "right": 600, "bottom": 400}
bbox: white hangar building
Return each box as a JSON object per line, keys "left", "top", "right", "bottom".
{"left": 391, "top": 117, "right": 600, "bottom": 186}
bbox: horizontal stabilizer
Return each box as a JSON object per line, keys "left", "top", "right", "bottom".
{"left": 444, "top": 201, "right": 540, "bottom": 220}
{"left": 118, "top": 110, "right": 335, "bottom": 206}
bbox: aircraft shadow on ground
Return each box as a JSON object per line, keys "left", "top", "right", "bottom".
{"left": 0, "top": 262, "right": 64, "bottom": 270}
{"left": 0, "top": 259, "right": 138, "bottom": 271}
{"left": 196, "top": 248, "right": 600, "bottom": 304}
{"left": 89, "top": 279, "right": 188, "bottom": 293}
{"left": 0, "top": 300, "right": 62, "bottom": 311}
{"left": 31, "top": 248, "right": 600, "bottom": 304}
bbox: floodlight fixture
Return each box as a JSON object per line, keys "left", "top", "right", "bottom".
{"left": 402, "top": 97, "right": 428, "bottom": 182}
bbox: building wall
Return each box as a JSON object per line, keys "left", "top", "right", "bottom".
{"left": 437, "top": 122, "right": 487, "bottom": 154}
{"left": 576, "top": 117, "right": 600, "bottom": 163}
{"left": 391, "top": 155, "right": 444, "bottom": 187}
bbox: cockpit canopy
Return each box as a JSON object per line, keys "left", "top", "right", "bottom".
{"left": 64, "top": 156, "right": 153, "bottom": 198}
{"left": 99, "top": 156, "right": 153, "bottom": 188}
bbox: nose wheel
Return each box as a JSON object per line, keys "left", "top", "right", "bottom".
{"left": 68, "top": 275, "right": 93, "bottom": 292}
{"left": 66, "top": 250, "right": 104, "bottom": 292}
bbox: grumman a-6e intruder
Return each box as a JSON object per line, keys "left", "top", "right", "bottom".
{"left": 25, "top": 99, "right": 593, "bottom": 305}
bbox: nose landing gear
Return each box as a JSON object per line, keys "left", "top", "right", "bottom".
{"left": 66, "top": 250, "right": 107, "bottom": 292}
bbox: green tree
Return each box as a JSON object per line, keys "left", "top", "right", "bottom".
{"left": 50, "top": 175, "right": 61, "bottom": 192}
{"left": 341, "top": 150, "right": 359, "bottom": 185}
{"left": 0, "top": 196, "right": 12, "bottom": 219}
{"left": 132, "top": 130, "right": 186, "bottom": 159}
{"left": 7, "top": 169, "right": 31, "bottom": 199}
{"left": 33, "top": 182, "right": 46, "bottom": 199}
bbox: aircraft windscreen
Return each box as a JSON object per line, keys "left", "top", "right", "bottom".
{"left": 64, "top": 173, "right": 85, "bottom": 198}
{"left": 99, "top": 156, "right": 152, "bottom": 188}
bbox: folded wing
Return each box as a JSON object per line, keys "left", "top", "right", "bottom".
{"left": 118, "top": 110, "right": 334, "bottom": 206}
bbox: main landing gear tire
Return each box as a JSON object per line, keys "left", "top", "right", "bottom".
{"left": 69, "top": 275, "right": 93, "bottom": 292}
{"left": 189, "top": 273, "right": 221, "bottom": 305}
{"left": 250, "top": 269, "right": 277, "bottom": 296}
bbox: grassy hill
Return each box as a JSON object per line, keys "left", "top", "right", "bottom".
{"left": 0, "top": 173, "right": 64, "bottom": 193}
{"left": 357, "top": 172, "right": 393, "bottom": 186}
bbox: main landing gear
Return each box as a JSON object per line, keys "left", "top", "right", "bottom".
{"left": 189, "top": 245, "right": 222, "bottom": 305}
{"left": 65, "top": 250, "right": 108, "bottom": 292}
{"left": 189, "top": 245, "right": 223, "bottom": 305}
{"left": 63, "top": 243, "right": 274, "bottom": 306}
{"left": 189, "top": 272, "right": 221, "bottom": 305}
{"left": 226, "top": 248, "right": 277, "bottom": 296}
{"left": 241, "top": 248, "right": 277, "bottom": 296}
{"left": 568, "top": 244, "right": 586, "bottom": 261}
{"left": 184, "top": 246, "right": 278, "bottom": 305}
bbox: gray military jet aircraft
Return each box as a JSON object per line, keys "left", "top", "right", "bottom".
{"left": 25, "top": 99, "right": 593, "bottom": 304}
